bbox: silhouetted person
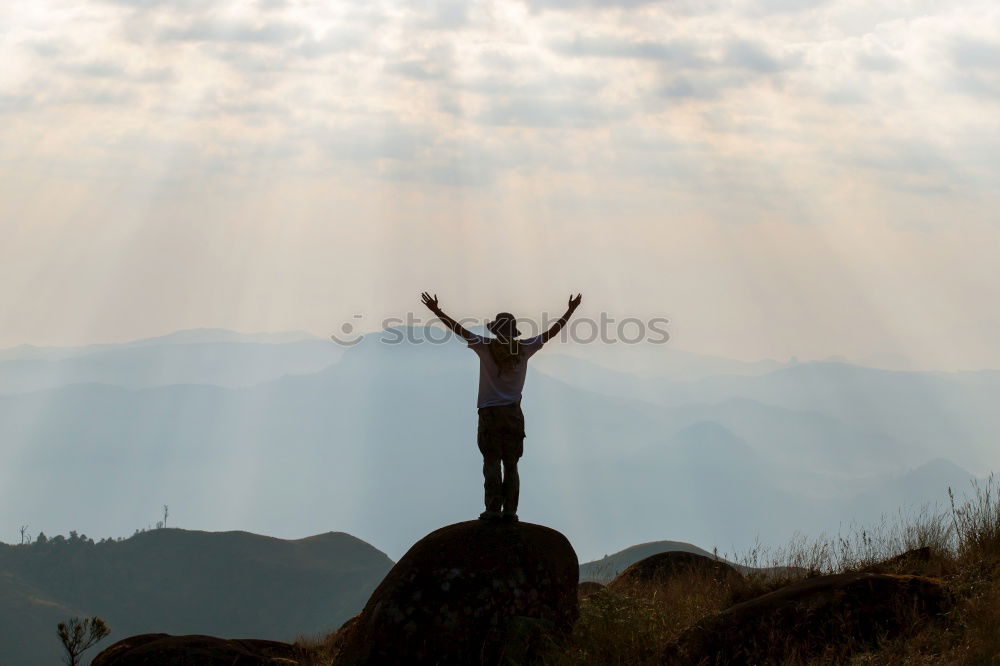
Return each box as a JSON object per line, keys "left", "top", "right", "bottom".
{"left": 420, "top": 292, "right": 583, "bottom": 522}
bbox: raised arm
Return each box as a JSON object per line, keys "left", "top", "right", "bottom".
{"left": 541, "top": 293, "right": 582, "bottom": 343}
{"left": 420, "top": 292, "right": 478, "bottom": 342}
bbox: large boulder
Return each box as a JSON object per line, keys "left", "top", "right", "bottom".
{"left": 332, "top": 520, "right": 579, "bottom": 665}
{"left": 662, "top": 572, "right": 949, "bottom": 665}
{"left": 90, "top": 633, "right": 301, "bottom": 665}
{"left": 864, "top": 546, "right": 954, "bottom": 578}
{"left": 608, "top": 551, "right": 743, "bottom": 594}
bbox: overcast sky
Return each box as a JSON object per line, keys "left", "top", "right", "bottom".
{"left": 1, "top": 0, "right": 998, "bottom": 368}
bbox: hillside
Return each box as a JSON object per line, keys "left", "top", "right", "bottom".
{"left": 579, "top": 540, "right": 718, "bottom": 583}
{"left": 0, "top": 528, "right": 393, "bottom": 666}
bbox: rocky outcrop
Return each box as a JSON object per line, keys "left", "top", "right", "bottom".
{"left": 90, "top": 633, "right": 301, "bottom": 665}
{"left": 609, "top": 551, "right": 743, "bottom": 594}
{"left": 332, "top": 520, "right": 579, "bottom": 665}
{"left": 662, "top": 572, "right": 949, "bottom": 665}
{"left": 864, "top": 546, "right": 953, "bottom": 577}
{"left": 577, "top": 581, "right": 605, "bottom": 598}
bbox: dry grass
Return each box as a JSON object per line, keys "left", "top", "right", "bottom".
{"left": 293, "top": 627, "right": 348, "bottom": 666}
{"left": 546, "top": 570, "right": 741, "bottom": 666}
{"left": 550, "top": 474, "right": 1000, "bottom": 666}
{"left": 298, "top": 475, "right": 1000, "bottom": 665}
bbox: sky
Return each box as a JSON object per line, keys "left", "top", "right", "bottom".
{"left": 1, "top": 0, "right": 999, "bottom": 369}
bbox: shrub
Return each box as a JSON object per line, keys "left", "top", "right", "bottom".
{"left": 57, "top": 616, "right": 110, "bottom": 666}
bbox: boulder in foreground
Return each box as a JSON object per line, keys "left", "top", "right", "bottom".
{"left": 333, "top": 520, "right": 579, "bottom": 665}
{"left": 90, "top": 633, "right": 301, "bottom": 665}
{"left": 662, "top": 572, "right": 949, "bottom": 664}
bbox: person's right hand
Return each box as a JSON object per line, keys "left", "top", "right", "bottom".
{"left": 421, "top": 292, "right": 441, "bottom": 314}
{"left": 568, "top": 293, "right": 582, "bottom": 310}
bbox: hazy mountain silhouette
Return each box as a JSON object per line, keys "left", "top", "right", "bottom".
{"left": 0, "top": 330, "right": 339, "bottom": 393}
{"left": 843, "top": 458, "right": 976, "bottom": 517}
{"left": 0, "top": 328, "right": 986, "bottom": 560}
{"left": 0, "top": 328, "right": 321, "bottom": 361}
{"left": 534, "top": 357, "right": 1000, "bottom": 474}
{"left": 536, "top": 345, "right": 788, "bottom": 381}
{"left": 0, "top": 528, "right": 392, "bottom": 666}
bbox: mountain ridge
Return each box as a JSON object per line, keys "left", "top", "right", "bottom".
{"left": 0, "top": 527, "right": 393, "bottom": 666}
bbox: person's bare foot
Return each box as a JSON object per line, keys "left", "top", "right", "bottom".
{"left": 479, "top": 510, "right": 501, "bottom": 521}
{"left": 501, "top": 512, "right": 519, "bottom": 523}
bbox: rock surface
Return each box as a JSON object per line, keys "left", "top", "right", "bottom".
{"left": 609, "top": 551, "right": 743, "bottom": 592}
{"left": 864, "top": 546, "right": 953, "bottom": 577}
{"left": 90, "top": 633, "right": 301, "bottom": 665}
{"left": 332, "top": 520, "right": 579, "bottom": 665}
{"left": 577, "top": 581, "right": 605, "bottom": 598}
{"left": 662, "top": 572, "right": 949, "bottom": 664}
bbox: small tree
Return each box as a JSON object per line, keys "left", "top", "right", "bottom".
{"left": 57, "top": 616, "right": 110, "bottom": 666}
{"left": 163, "top": 504, "right": 169, "bottom": 528}
{"left": 19, "top": 524, "right": 29, "bottom": 545}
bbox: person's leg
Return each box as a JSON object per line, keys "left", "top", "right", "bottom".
{"left": 501, "top": 455, "right": 519, "bottom": 516}
{"left": 478, "top": 409, "right": 503, "bottom": 517}
{"left": 500, "top": 434, "right": 524, "bottom": 518}
{"left": 481, "top": 453, "right": 503, "bottom": 515}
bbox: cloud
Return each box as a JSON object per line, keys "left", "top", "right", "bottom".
{"left": 950, "top": 36, "right": 1000, "bottom": 98}
{"left": 656, "top": 76, "right": 726, "bottom": 100}
{"left": 477, "top": 96, "right": 623, "bottom": 127}
{"left": 53, "top": 88, "right": 139, "bottom": 107}
{"left": 388, "top": 59, "right": 451, "bottom": 81}
{"left": 157, "top": 19, "right": 306, "bottom": 44}
{"left": 383, "top": 155, "right": 496, "bottom": 187}
{"left": 99, "top": 0, "right": 215, "bottom": 10}
{"left": 386, "top": 46, "right": 455, "bottom": 82}
{"left": 57, "top": 60, "right": 173, "bottom": 83}
{"left": 101, "top": 0, "right": 218, "bottom": 8}
{"left": 28, "top": 39, "right": 70, "bottom": 58}
{"left": 101, "top": 0, "right": 175, "bottom": 6}
{"left": 296, "top": 29, "right": 364, "bottom": 58}
{"left": 413, "top": 0, "right": 470, "bottom": 30}
{"left": 548, "top": 33, "right": 795, "bottom": 106}
{"left": 523, "top": 0, "right": 661, "bottom": 10}
{"left": 0, "top": 91, "right": 35, "bottom": 114}
{"left": 551, "top": 33, "right": 795, "bottom": 74}
{"left": 455, "top": 53, "right": 606, "bottom": 99}
{"left": 322, "top": 120, "right": 436, "bottom": 163}
{"left": 953, "top": 38, "right": 1000, "bottom": 69}
{"left": 549, "top": 34, "right": 708, "bottom": 66}
{"left": 58, "top": 60, "right": 128, "bottom": 78}
{"left": 3, "top": 0, "right": 998, "bottom": 201}
{"left": 833, "top": 138, "right": 965, "bottom": 196}
{"left": 723, "top": 38, "right": 792, "bottom": 73}
{"left": 854, "top": 51, "right": 902, "bottom": 73}
{"left": 741, "top": 0, "right": 831, "bottom": 16}
{"left": 211, "top": 99, "right": 290, "bottom": 119}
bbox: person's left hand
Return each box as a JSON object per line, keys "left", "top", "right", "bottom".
{"left": 568, "top": 293, "right": 582, "bottom": 310}
{"left": 421, "top": 292, "right": 441, "bottom": 314}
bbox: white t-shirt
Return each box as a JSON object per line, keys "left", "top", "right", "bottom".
{"left": 468, "top": 334, "right": 545, "bottom": 408}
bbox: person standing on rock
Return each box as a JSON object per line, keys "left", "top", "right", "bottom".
{"left": 420, "top": 292, "right": 583, "bottom": 523}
